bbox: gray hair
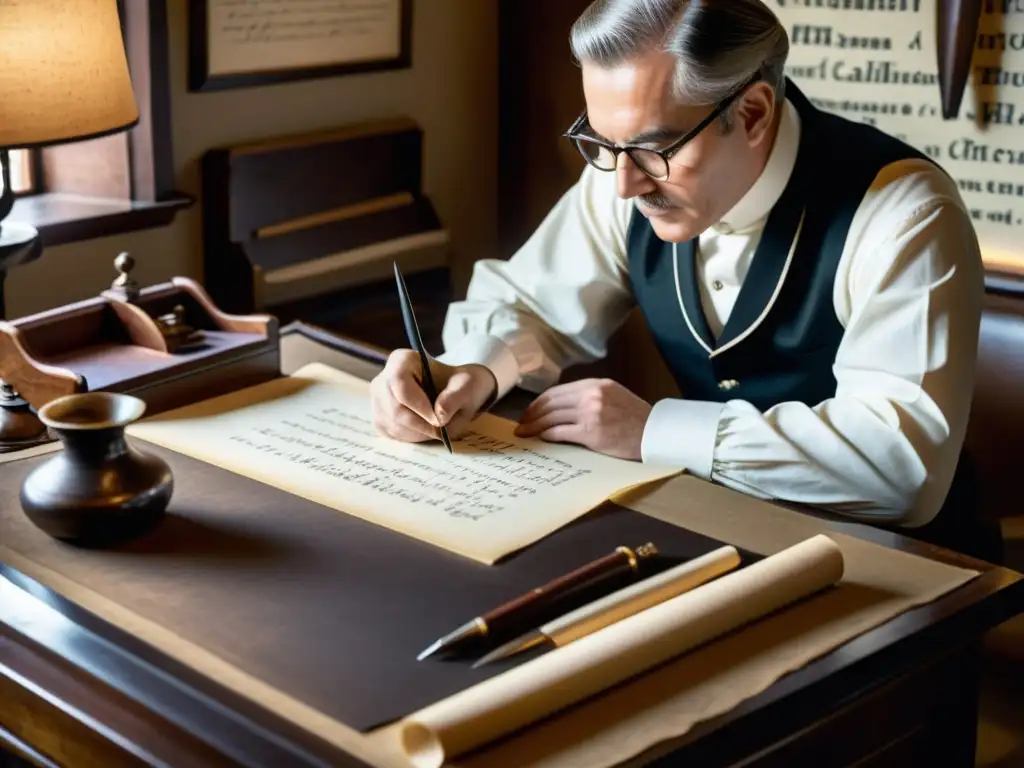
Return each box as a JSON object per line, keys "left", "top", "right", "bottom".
{"left": 570, "top": 0, "right": 789, "bottom": 125}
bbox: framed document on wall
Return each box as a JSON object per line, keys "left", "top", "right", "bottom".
{"left": 188, "top": 0, "right": 413, "bottom": 92}
{"left": 773, "top": 0, "right": 1024, "bottom": 273}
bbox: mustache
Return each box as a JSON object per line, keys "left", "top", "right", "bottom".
{"left": 636, "top": 192, "right": 676, "bottom": 210}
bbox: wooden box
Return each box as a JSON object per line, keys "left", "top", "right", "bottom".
{"left": 200, "top": 118, "right": 450, "bottom": 321}
{"left": 0, "top": 269, "right": 279, "bottom": 417}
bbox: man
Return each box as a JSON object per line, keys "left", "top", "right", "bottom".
{"left": 370, "top": 0, "right": 994, "bottom": 558}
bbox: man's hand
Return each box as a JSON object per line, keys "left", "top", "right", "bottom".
{"left": 514, "top": 378, "right": 652, "bottom": 461}
{"left": 369, "top": 350, "right": 497, "bottom": 443}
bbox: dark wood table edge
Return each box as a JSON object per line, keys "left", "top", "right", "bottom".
{"left": 0, "top": 566, "right": 368, "bottom": 768}
{"left": 1, "top": 319, "right": 1022, "bottom": 768}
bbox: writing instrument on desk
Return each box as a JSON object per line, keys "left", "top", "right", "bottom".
{"left": 472, "top": 544, "right": 742, "bottom": 667}
{"left": 416, "top": 542, "right": 659, "bottom": 661}
{"left": 393, "top": 262, "right": 452, "bottom": 454}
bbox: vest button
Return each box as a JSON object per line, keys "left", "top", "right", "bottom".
{"left": 718, "top": 379, "right": 739, "bottom": 391}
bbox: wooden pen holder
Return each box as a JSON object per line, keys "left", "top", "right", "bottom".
{"left": 0, "top": 254, "right": 281, "bottom": 429}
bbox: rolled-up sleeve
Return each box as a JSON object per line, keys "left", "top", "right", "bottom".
{"left": 439, "top": 165, "right": 635, "bottom": 398}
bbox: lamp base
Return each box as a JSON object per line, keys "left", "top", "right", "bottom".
{"left": 0, "top": 220, "right": 42, "bottom": 272}
{"left": 0, "top": 381, "right": 49, "bottom": 453}
{"left": 0, "top": 219, "right": 48, "bottom": 452}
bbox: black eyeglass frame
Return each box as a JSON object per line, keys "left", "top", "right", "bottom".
{"left": 563, "top": 71, "right": 764, "bottom": 181}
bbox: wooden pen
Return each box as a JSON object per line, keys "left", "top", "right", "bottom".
{"left": 472, "top": 545, "right": 742, "bottom": 667}
{"left": 393, "top": 261, "right": 452, "bottom": 454}
{"left": 416, "top": 542, "right": 658, "bottom": 661}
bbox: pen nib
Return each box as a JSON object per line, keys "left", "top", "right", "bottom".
{"left": 416, "top": 619, "right": 486, "bottom": 661}
{"left": 417, "top": 639, "right": 444, "bottom": 662}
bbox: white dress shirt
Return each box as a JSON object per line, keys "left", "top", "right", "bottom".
{"left": 439, "top": 98, "right": 984, "bottom": 529}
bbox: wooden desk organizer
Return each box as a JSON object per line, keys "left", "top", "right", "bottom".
{"left": 201, "top": 118, "right": 448, "bottom": 320}
{"left": 0, "top": 254, "right": 280, "bottom": 419}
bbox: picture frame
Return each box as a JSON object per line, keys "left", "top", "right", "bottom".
{"left": 188, "top": 0, "right": 413, "bottom": 92}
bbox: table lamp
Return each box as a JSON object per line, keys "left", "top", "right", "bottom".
{"left": 0, "top": 0, "right": 139, "bottom": 451}
{"left": 0, "top": 0, "right": 140, "bottom": 276}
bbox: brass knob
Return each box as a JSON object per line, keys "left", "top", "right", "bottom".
{"left": 114, "top": 251, "right": 135, "bottom": 275}
{"left": 111, "top": 251, "right": 139, "bottom": 302}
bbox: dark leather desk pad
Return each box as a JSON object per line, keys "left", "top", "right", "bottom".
{"left": 0, "top": 441, "right": 754, "bottom": 731}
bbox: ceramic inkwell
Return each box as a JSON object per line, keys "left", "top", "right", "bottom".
{"left": 20, "top": 392, "right": 173, "bottom": 546}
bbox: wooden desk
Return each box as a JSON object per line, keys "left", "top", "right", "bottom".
{"left": 2, "top": 321, "right": 1023, "bottom": 768}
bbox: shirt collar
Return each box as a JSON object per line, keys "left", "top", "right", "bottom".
{"left": 710, "top": 97, "right": 801, "bottom": 235}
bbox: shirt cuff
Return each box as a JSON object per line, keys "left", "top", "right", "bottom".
{"left": 641, "top": 399, "right": 726, "bottom": 479}
{"left": 436, "top": 333, "right": 521, "bottom": 401}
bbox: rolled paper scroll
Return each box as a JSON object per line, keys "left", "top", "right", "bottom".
{"left": 937, "top": 0, "right": 983, "bottom": 119}
{"left": 399, "top": 534, "right": 845, "bottom": 768}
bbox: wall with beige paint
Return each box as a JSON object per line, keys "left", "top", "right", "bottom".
{"left": 6, "top": 0, "right": 498, "bottom": 318}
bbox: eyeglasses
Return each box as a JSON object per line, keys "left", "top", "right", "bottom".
{"left": 563, "top": 72, "right": 763, "bottom": 181}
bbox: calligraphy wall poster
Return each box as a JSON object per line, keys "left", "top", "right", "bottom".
{"left": 188, "top": 0, "right": 413, "bottom": 92}
{"left": 772, "top": 0, "right": 1024, "bottom": 273}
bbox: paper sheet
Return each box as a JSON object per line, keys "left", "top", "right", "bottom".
{"left": 125, "top": 363, "right": 680, "bottom": 564}
{"left": 396, "top": 534, "right": 845, "bottom": 768}
{"left": 206, "top": 0, "right": 403, "bottom": 76}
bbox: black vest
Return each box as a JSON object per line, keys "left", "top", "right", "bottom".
{"left": 626, "top": 80, "right": 1001, "bottom": 563}
{"left": 627, "top": 80, "right": 930, "bottom": 408}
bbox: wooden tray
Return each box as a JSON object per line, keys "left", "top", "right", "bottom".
{"left": 0, "top": 267, "right": 280, "bottom": 417}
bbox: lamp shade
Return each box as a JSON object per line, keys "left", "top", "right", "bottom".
{"left": 0, "top": 0, "right": 140, "bottom": 150}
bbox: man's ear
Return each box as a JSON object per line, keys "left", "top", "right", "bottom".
{"left": 736, "top": 82, "right": 776, "bottom": 148}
